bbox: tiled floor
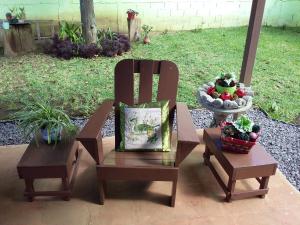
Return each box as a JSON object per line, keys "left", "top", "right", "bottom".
{"left": 0, "top": 131, "right": 299, "bottom": 225}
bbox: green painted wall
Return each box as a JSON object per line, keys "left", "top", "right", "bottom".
{"left": 1, "top": 0, "right": 300, "bottom": 32}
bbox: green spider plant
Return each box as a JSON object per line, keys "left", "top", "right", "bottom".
{"left": 13, "top": 103, "right": 77, "bottom": 145}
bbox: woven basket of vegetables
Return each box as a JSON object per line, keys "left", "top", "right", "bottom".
{"left": 220, "top": 115, "right": 260, "bottom": 154}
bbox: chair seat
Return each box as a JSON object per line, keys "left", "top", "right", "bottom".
{"left": 103, "top": 150, "right": 176, "bottom": 167}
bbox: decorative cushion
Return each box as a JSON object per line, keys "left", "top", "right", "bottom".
{"left": 119, "top": 101, "right": 170, "bottom": 151}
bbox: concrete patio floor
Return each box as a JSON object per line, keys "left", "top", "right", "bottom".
{"left": 0, "top": 130, "right": 299, "bottom": 225}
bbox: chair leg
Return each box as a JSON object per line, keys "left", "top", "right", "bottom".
{"left": 99, "top": 179, "right": 105, "bottom": 205}
{"left": 170, "top": 180, "right": 177, "bottom": 207}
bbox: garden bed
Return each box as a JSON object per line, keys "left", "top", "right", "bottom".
{"left": 0, "top": 27, "right": 299, "bottom": 123}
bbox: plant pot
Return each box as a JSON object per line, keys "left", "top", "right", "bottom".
{"left": 41, "top": 127, "right": 62, "bottom": 144}
{"left": 143, "top": 36, "right": 150, "bottom": 44}
{"left": 127, "top": 13, "right": 136, "bottom": 20}
{"left": 18, "top": 19, "right": 25, "bottom": 23}
{"left": 215, "top": 84, "right": 236, "bottom": 95}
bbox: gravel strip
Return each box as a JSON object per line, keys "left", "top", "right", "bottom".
{"left": 0, "top": 108, "right": 299, "bottom": 191}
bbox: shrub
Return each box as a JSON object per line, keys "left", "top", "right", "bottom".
{"left": 45, "top": 34, "right": 77, "bottom": 60}
{"left": 78, "top": 43, "right": 101, "bottom": 58}
{"left": 100, "top": 33, "right": 131, "bottom": 57}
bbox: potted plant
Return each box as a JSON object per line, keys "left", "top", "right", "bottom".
{"left": 221, "top": 115, "right": 261, "bottom": 153}
{"left": 126, "top": 9, "right": 139, "bottom": 20}
{"left": 16, "top": 7, "right": 26, "bottom": 23}
{"left": 142, "top": 24, "right": 153, "bottom": 44}
{"left": 13, "top": 103, "right": 77, "bottom": 145}
{"left": 215, "top": 72, "right": 237, "bottom": 95}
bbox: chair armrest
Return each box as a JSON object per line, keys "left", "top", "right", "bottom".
{"left": 175, "top": 103, "right": 200, "bottom": 166}
{"left": 76, "top": 99, "right": 114, "bottom": 141}
{"left": 176, "top": 102, "right": 199, "bottom": 144}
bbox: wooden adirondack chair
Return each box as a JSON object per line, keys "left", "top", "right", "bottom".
{"left": 76, "top": 59, "right": 199, "bottom": 207}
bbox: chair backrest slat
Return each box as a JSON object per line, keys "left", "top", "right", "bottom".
{"left": 115, "top": 59, "right": 134, "bottom": 106}
{"left": 114, "top": 59, "right": 179, "bottom": 148}
{"left": 157, "top": 61, "right": 179, "bottom": 109}
{"left": 139, "top": 60, "right": 154, "bottom": 104}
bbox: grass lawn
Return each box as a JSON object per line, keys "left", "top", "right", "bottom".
{"left": 0, "top": 26, "right": 299, "bottom": 123}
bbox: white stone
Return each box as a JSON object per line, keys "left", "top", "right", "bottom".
{"left": 235, "top": 98, "right": 247, "bottom": 107}
{"left": 212, "top": 98, "right": 223, "bottom": 108}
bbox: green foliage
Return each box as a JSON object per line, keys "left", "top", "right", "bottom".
{"left": 59, "top": 21, "right": 83, "bottom": 44}
{"left": 9, "top": 7, "right": 26, "bottom": 20}
{"left": 142, "top": 25, "right": 153, "bottom": 37}
{"left": 97, "top": 27, "right": 117, "bottom": 43}
{"left": 12, "top": 102, "right": 76, "bottom": 144}
{"left": 233, "top": 115, "right": 254, "bottom": 133}
{"left": 0, "top": 27, "right": 299, "bottom": 123}
{"left": 216, "top": 72, "right": 237, "bottom": 86}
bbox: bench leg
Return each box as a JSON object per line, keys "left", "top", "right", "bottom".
{"left": 99, "top": 180, "right": 105, "bottom": 205}
{"left": 25, "top": 179, "right": 34, "bottom": 202}
{"left": 226, "top": 176, "right": 236, "bottom": 202}
{"left": 259, "top": 176, "right": 269, "bottom": 198}
{"left": 170, "top": 179, "right": 177, "bottom": 207}
{"left": 203, "top": 146, "right": 212, "bottom": 166}
{"left": 62, "top": 177, "right": 70, "bottom": 201}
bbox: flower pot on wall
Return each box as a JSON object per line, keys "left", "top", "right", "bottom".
{"left": 127, "top": 13, "right": 136, "bottom": 20}
{"left": 143, "top": 36, "right": 150, "bottom": 44}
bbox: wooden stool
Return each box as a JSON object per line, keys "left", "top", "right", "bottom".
{"left": 17, "top": 135, "right": 81, "bottom": 201}
{"left": 203, "top": 128, "right": 277, "bottom": 202}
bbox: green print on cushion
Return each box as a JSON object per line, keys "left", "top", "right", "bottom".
{"left": 119, "top": 100, "right": 170, "bottom": 151}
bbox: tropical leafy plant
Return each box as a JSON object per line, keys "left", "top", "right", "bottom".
{"left": 13, "top": 102, "right": 77, "bottom": 144}
{"left": 97, "top": 27, "right": 118, "bottom": 43}
{"left": 233, "top": 115, "right": 254, "bottom": 133}
{"left": 9, "top": 7, "right": 26, "bottom": 20}
{"left": 59, "top": 21, "right": 83, "bottom": 44}
{"left": 142, "top": 25, "right": 153, "bottom": 37}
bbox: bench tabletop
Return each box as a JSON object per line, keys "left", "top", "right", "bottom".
{"left": 204, "top": 128, "right": 277, "bottom": 169}
{"left": 17, "top": 135, "right": 77, "bottom": 168}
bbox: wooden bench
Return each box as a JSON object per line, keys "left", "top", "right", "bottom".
{"left": 203, "top": 127, "right": 277, "bottom": 202}
{"left": 17, "top": 135, "right": 81, "bottom": 201}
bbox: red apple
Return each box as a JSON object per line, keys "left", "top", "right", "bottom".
{"left": 235, "top": 88, "right": 245, "bottom": 98}
{"left": 207, "top": 86, "right": 215, "bottom": 96}
{"left": 250, "top": 132, "right": 258, "bottom": 141}
{"left": 220, "top": 92, "right": 232, "bottom": 101}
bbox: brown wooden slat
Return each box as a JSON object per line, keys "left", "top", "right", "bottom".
{"left": 98, "top": 166, "right": 178, "bottom": 181}
{"left": 133, "top": 60, "right": 161, "bottom": 74}
{"left": 103, "top": 150, "right": 175, "bottom": 167}
{"left": 231, "top": 189, "right": 268, "bottom": 200}
{"left": 157, "top": 60, "right": 179, "bottom": 109}
{"left": 139, "top": 60, "right": 154, "bottom": 103}
{"left": 115, "top": 59, "right": 134, "bottom": 106}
